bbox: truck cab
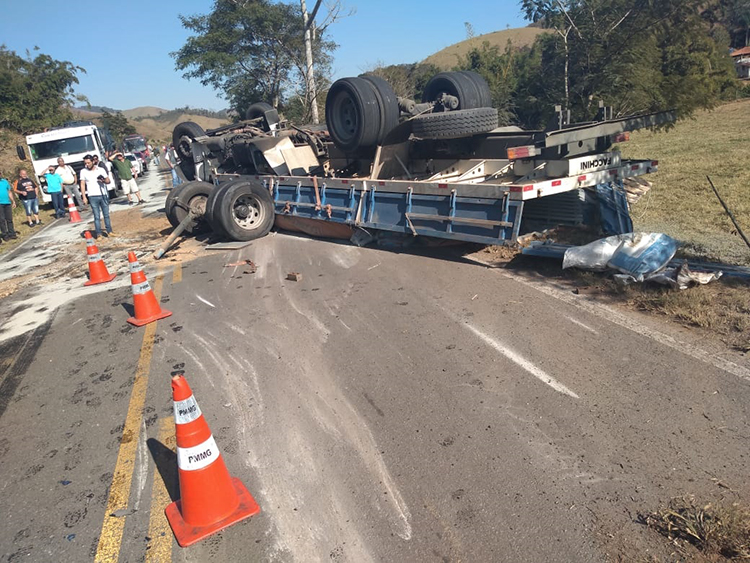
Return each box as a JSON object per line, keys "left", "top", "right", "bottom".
{"left": 23, "top": 122, "right": 123, "bottom": 202}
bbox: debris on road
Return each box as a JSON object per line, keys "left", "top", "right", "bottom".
{"left": 561, "top": 233, "right": 722, "bottom": 288}
{"left": 286, "top": 272, "right": 302, "bottom": 282}
{"left": 225, "top": 259, "right": 257, "bottom": 270}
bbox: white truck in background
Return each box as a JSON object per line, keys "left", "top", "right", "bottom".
{"left": 18, "top": 121, "right": 122, "bottom": 202}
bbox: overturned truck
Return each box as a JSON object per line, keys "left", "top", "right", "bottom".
{"left": 166, "top": 71, "right": 674, "bottom": 246}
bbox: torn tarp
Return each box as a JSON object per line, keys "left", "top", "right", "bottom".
{"left": 562, "top": 233, "right": 721, "bottom": 288}
{"left": 563, "top": 233, "right": 678, "bottom": 281}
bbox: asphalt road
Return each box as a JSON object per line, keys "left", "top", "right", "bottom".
{"left": 1, "top": 172, "right": 749, "bottom": 562}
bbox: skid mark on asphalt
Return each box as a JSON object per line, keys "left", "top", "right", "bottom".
{"left": 463, "top": 322, "right": 579, "bottom": 398}
{"left": 479, "top": 263, "right": 750, "bottom": 383}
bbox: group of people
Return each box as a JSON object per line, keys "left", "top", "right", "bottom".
{"left": 0, "top": 140, "right": 186, "bottom": 245}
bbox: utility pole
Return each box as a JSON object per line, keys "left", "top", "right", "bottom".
{"left": 301, "top": 0, "right": 323, "bottom": 124}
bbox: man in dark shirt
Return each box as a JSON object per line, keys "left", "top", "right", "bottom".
{"left": 13, "top": 169, "right": 41, "bottom": 227}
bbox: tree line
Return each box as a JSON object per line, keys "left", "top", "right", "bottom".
{"left": 174, "top": 0, "right": 750, "bottom": 129}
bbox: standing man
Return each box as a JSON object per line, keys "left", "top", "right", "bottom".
{"left": 55, "top": 157, "right": 83, "bottom": 210}
{"left": 13, "top": 169, "right": 42, "bottom": 227}
{"left": 0, "top": 172, "right": 18, "bottom": 241}
{"left": 109, "top": 151, "right": 145, "bottom": 206}
{"left": 164, "top": 144, "right": 182, "bottom": 187}
{"left": 80, "top": 155, "right": 117, "bottom": 238}
{"left": 42, "top": 166, "right": 66, "bottom": 218}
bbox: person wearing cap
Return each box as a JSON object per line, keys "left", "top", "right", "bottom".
{"left": 109, "top": 151, "right": 145, "bottom": 206}
{"left": 42, "top": 166, "right": 66, "bottom": 218}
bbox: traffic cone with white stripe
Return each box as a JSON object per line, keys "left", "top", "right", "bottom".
{"left": 126, "top": 251, "right": 172, "bottom": 326}
{"left": 68, "top": 198, "right": 82, "bottom": 223}
{"left": 83, "top": 231, "right": 116, "bottom": 286}
{"left": 165, "top": 374, "right": 260, "bottom": 547}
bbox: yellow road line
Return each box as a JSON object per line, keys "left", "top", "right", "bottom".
{"left": 145, "top": 418, "right": 175, "bottom": 563}
{"left": 94, "top": 275, "right": 165, "bottom": 563}
{"left": 172, "top": 263, "right": 182, "bottom": 284}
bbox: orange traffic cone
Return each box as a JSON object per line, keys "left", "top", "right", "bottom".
{"left": 68, "top": 198, "right": 82, "bottom": 223}
{"left": 165, "top": 375, "right": 260, "bottom": 547}
{"left": 126, "top": 251, "right": 172, "bottom": 326}
{"left": 83, "top": 231, "right": 116, "bottom": 286}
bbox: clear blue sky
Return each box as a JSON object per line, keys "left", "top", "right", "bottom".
{"left": 1, "top": 0, "right": 527, "bottom": 111}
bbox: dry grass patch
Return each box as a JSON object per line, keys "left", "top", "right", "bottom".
{"left": 642, "top": 497, "right": 750, "bottom": 561}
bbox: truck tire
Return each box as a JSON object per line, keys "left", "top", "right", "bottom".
{"left": 179, "top": 160, "right": 196, "bottom": 181}
{"left": 172, "top": 122, "right": 206, "bottom": 161}
{"left": 204, "top": 181, "right": 239, "bottom": 239}
{"left": 457, "top": 71, "right": 493, "bottom": 108}
{"left": 164, "top": 183, "right": 191, "bottom": 225}
{"left": 168, "top": 181, "right": 214, "bottom": 234}
{"left": 411, "top": 107, "right": 499, "bottom": 139}
{"left": 212, "top": 180, "right": 274, "bottom": 241}
{"left": 325, "top": 77, "right": 381, "bottom": 152}
{"left": 245, "top": 102, "right": 274, "bottom": 131}
{"left": 422, "top": 71, "right": 481, "bottom": 110}
{"left": 359, "top": 75, "right": 400, "bottom": 145}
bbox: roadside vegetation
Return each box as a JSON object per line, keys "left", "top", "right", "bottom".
{"left": 642, "top": 497, "right": 750, "bottom": 561}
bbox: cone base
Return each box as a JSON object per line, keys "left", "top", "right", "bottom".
{"left": 165, "top": 477, "right": 260, "bottom": 547}
{"left": 127, "top": 308, "right": 172, "bottom": 327}
{"left": 84, "top": 272, "right": 117, "bottom": 286}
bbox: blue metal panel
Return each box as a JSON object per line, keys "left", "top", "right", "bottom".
{"left": 270, "top": 180, "right": 523, "bottom": 245}
{"left": 596, "top": 181, "right": 633, "bottom": 235}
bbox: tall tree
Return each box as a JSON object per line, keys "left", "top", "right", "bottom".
{"left": 0, "top": 46, "right": 85, "bottom": 134}
{"left": 100, "top": 111, "right": 136, "bottom": 146}
{"left": 172, "top": 0, "right": 336, "bottom": 122}
{"left": 519, "top": 0, "right": 736, "bottom": 124}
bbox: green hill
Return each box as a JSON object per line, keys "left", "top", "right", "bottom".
{"left": 423, "top": 26, "right": 549, "bottom": 69}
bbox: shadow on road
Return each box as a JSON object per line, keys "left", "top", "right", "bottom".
{"left": 146, "top": 438, "right": 179, "bottom": 502}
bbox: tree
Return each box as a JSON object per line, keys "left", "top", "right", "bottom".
{"left": 172, "top": 0, "right": 337, "bottom": 122}
{"left": 0, "top": 46, "right": 85, "bottom": 134}
{"left": 100, "top": 111, "right": 136, "bottom": 146}
{"left": 519, "top": 0, "right": 736, "bottom": 124}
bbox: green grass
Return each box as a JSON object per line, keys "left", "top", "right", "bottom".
{"left": 622, "top": 99, "right": 750, "bottom": 266}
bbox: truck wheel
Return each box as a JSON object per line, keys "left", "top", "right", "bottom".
{"left": 172, "top": 122, "right": 206, "bottom": 161}
{"left": 411, "top": 107, "right": 499, "bottom": 139}
{"left": 422, "top": 71, "right": 481, "bottom": 110}
{"left": 168, "top": 181, "right": 214, "bottom": 234}
{"left": 204, "top": 181, "right": 238, "bottom": 239}
{"left": 457, "top": 71, "right": 492, "bottom": 108}
{"left": 164, "top": 183, "right": 192, "bottom": 225}
{"left": 213, "top": 180, "right": 274, "bottom": 241}
{"left": 245, "top": 102, "right": 274, "bottom": 130}
{"left": 359, "top": 75, "right": 400, "bottom": 145}
{"left": 325, "top": 77, "right": 381, "bottom": 152}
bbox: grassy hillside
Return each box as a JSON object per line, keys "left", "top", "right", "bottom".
{"left": 423, "top": 27, "right": 549, "bottom": 69}
{"left": 133, "top": 114, "right": 229, "bottom": 144}
{"left": 121, "top": 106, "right": 167, "bottom": 119}
{"left": 622, "top": 99, "right": 750, "bottom": 265}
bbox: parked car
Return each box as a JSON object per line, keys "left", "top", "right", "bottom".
{"left": 124, "top": 152, "right": 143, "bottom": 177}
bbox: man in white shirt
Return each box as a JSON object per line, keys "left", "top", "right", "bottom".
{"left": 55, "top": 157, "right": 84, "bottom": 209}
{"left": 80, "top": 154, "right": 117, "bottom": 238}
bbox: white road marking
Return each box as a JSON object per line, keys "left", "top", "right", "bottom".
{"left": 479, "top": 264, "right": 750, "bottom": 382}
{"left": 463, "top": 322, "right": 580, "bottom": 399}
{"left": 195, "top": 295, "right": 215, "bottom": 308}
{"left": 565, "top": 316, "right": 598, "bottom": 334}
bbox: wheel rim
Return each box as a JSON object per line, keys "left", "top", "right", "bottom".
{"left": 178, "top": 135, "right": 193, "bottom": 160}
{"left": 187, "top": 195, "right": 208, "bottom": 216}
{"left": 231, "top": 194, "right": 265, "bottom": 230}
{"left": 331, "top": 93, "right": 359, "bottom": 144}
